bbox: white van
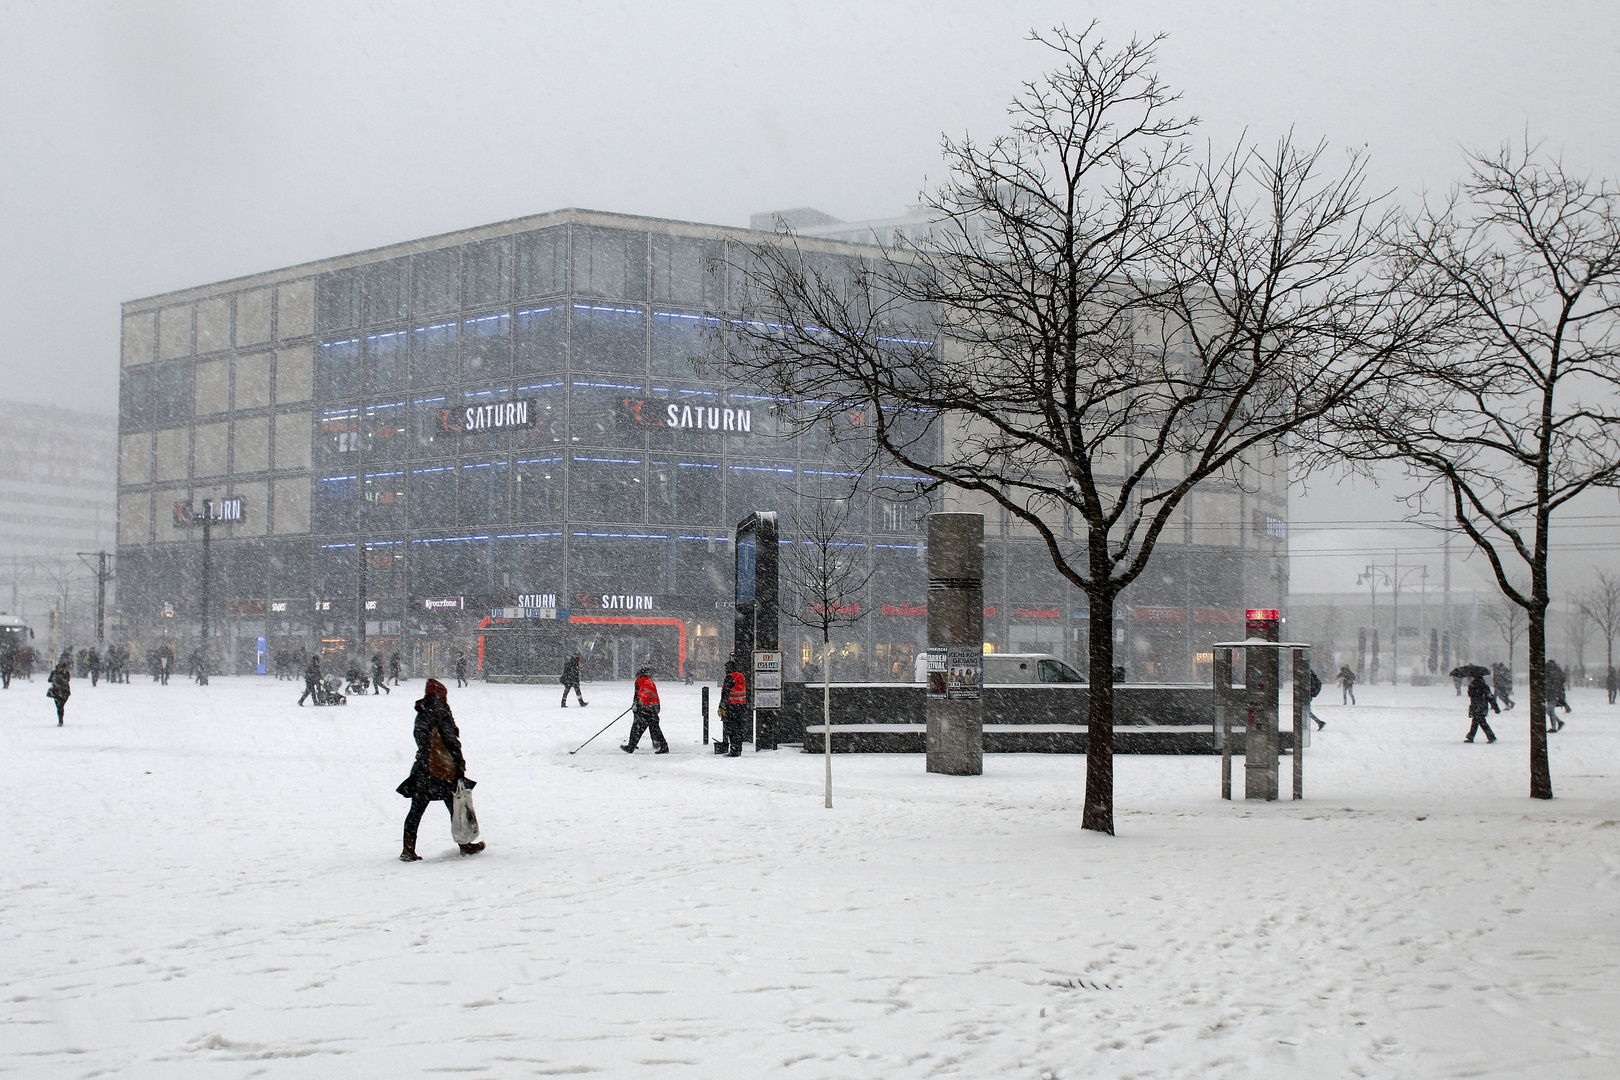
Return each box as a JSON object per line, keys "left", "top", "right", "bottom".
{"left": 913, "top": 651, "right": 1086, "bottom": 685}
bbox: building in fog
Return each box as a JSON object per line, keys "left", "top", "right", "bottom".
{"left": 115, "top": 207, "right": 1286, "bottom": 682}
{"left": 0, "top": 400, "right": 117, "bottom": 652}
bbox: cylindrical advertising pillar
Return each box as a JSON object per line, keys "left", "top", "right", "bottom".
{"left": 1244, "top": 608, "right": 1280, "bottom": 800}
{"left": 925, "top": 513, "right": 984, "bottom": 775}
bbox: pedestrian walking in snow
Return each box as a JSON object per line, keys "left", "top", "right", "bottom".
{"left": 454, "top": 652, "right": 469, "bottom": 688}
{"left": 371, "top": 654, "right": 390, "bottom": 694}
{"left": 86, "top": 647, "right": 101, "bottom": 687}
{"left": 1545, "top": 660, "right": 1570, "bottom": 732}
{"left": 1608, "top": 666, "right": 1618, "bottom": 705}
{"left": 158, "top": 647, "right": 172, "bottom": 685}
{"left": 1465, "top": 673, "right": 1499, "bottom": 743}
{"left": 389, "top": 651, "right": 403, "bottom": 685}
{"left": 559, "top": 652, "right": 587, "bottom": 707}
{"left": 718, "top": 658, "right": 748, "bottom": 756}
{"left": 1337, "top": 665, "right": 1356, "bottom": 705}
{"left": 1, "top": 639, "right": 15, "bottom": 689}
{"left": 46, "top": 658, "right": 71, "bottom": 726}
{"left": 621, "top": 666, "right": 668, "bottom": 754}
{"left": 396, "top": 678, "right": 484, "bottom": 860}
{"left": 1492, "top": 662, "right": 1515, "bottom": 710}
{"left": 298, "top": 655, "right": 322, "bottom": 706}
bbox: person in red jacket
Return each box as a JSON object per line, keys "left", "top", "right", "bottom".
{"left": 621, "top": 666, "right": 669, "bottom": 754}
{"left": 717, "top": 658, "right": 748, "bottom": 757}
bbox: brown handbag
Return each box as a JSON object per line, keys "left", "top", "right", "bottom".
{"left": 428, "top": 726, "right": 456, "bottom": 781}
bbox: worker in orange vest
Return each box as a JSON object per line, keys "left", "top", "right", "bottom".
{"left": 718, "top": 658, "right": 748, "bottom": 757}
{"left": 621, "top": 666, "right": 669, "bottom": 754}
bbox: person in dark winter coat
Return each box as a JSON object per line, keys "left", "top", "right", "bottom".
{"left": 1492, "top": 662, "right": 1515, "bottom": 710}
{"left": 621, "top": 666, "right": 668, "bottom": 753}
{"left": 1545, "top": 660, "right": 1570, "bottom": 732}
{"left": 396, "top": 678, "right": 483, "bottom": 860}
{"left": 559, "top": 653, "right": 587, "bottom": 707}
{"left": 86, "top": 647, "right": 101, "bottom": 686}
{"left": 1465, "top": 673, "right": 1499, "bottom": 743}
{"left": 718, "top": 659, "right": 748, "bottom": 756}
{"left": 371, "top": 653, "right": 390, "bottom": 695}
{"left": 1607, "top": 666, "right": 1618, "bottom": 705}
{"left": 1, "top": 639, "right": 15, "bottom": 689}
{"left": 298, "top": 655, "right": 322, "bottom": 706}
{"left": 1337, "top": 665, "right": 1356, "bottom": 705}
{"left": 1306, "top": 667, "right": 1325, "bottom": 730}
{"left": 454, "top": 652, "right": 469, "bottom": 688}
{"left": 390, "top": 652, "right": 403, "bottom": 685}
{"left": 47, "top": 658, "right": 71, "bottom": 725}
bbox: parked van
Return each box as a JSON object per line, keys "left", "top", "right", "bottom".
{"left": 913, "top": 651, "right": 1086, "bottom": 685}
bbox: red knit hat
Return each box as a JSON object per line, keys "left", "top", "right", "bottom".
{"left": 424, "top": 678, "right": 448, "bottom": 699}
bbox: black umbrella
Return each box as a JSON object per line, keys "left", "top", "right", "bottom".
{"left": 1450, "top": 664, "right": 1489, "bottom": 679}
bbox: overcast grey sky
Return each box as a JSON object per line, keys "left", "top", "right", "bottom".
{"left": 4, "top": 0, "right": 1618, "bottom": 587}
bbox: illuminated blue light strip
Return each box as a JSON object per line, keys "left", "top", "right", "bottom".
{"left": 730, "top": 465, "right": 794, "bottom": 474}
{"left": 575, "top": 457, "right": 643, "bottom": 465}
{"left": 411, "top": 535, "right": 492, "bottom": 545}
{"left": 515, "top": 457, "right": 564, "bottom": 465}
{"left": 572, "top": 531, "right": 671, "bottom": 540}
{"left": 320, "top": 475, "right": 358, "bottom": 483}
{"left": 574, "top": 304, "right": 644, "bottom": 316}
{"left": 573, "top": 381, "right": 644, "bottom": 391}
{"left": 411, "top": 466, "right": 454, "bottom": 475}
{"left": 493, "top": 531, "right": 563, "bottom": 539}
{"left": 652, "top": 311, "right": 720, "bottom": 323}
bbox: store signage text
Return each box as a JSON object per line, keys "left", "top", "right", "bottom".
{"left": 424, "top": 597, "right": 464, "bottom": 611}
{"left": 620, "top": 396, "right": 753, "bottom": 433}
{"left": 575, "top": 593, "right": 657, "bottom": 611}
{"left": 882, "top": 601, "right": 927, "bottom": 616}
{"left": 438, "top": 400, "right": 536, "bottom": 433}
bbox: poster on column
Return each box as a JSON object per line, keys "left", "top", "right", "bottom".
{"left": 946, "top": 646, "right": 982, "bottom": 701}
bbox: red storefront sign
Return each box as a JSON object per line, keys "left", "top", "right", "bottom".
{"left": 1134, "top": 606, "right": 1185, "bottom": 622}
{"left": 882, "top": 601, "right": 927, "bottom": 616}
{"left": 1013, "top": 605, "right": 1061, "bottom": 620}
{"left": 1193, "top": 607, "right": 1245, "bottom": 623}
{"left": 811, "top": 601, "right": 861, "bottom": 616}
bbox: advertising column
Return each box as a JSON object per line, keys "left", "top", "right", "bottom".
{"left": 1244, "top": 608, "right": 1281, "bottom": 800}
{"left": 925, "top": 513, "right": 984, "bottom": 775}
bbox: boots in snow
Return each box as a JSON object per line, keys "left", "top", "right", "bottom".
{"left": 400, "top": 834, "right": 423, "bottom": 862}
{"left": 459, "top": 841, "right": 485, "bottom": 855}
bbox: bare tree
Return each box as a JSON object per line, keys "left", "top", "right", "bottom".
{"left": 717, "top": 26, "right": 1434, "bottom": 834}
{"left": 1483, "top": 601, "right": 1526, "bottom": 670}
{"left": 782, "top": 495, "right": 873, "bottom": 809}
{"left": 1342, "top": 146, "right": 1620, "bottom": 799}
{"left": 1563, "top": 598, "right": 1591, "bottom": 684}
{"left": 1576, "top": 569, "right": 1620, "bottom": 679}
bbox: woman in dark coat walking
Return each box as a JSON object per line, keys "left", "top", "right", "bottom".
{"left": 47, "top": 658, "right": 71, "bottom": 725}
{"left": 396, "top": 678, "right": 484, "bottom": 860}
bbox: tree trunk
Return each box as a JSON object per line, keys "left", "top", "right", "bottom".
{"left": 823, "top": 632, "right": 832, "bottom": 809}
{"left": 1526, "top": 602, "right": 1552, "bottom": 800}
{"left": 1082, "top": 592, "right": 1117, "bottom": 835}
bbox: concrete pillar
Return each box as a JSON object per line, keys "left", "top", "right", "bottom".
{"left": 926, "top": 513, "right": 983, "bottom": 775}
{"left": 1244, "top": 608, "right": 1280, "bottom": 801}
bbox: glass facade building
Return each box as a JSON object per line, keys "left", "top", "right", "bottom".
{"left": 116, "top": 209, "right": 1287, "bottom": 683}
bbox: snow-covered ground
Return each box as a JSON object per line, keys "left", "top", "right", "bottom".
{"left": 5, "top": 675, "right": 1618, "bottom": 1079}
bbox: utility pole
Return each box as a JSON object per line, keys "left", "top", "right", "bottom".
{"left": 76, "top": 551, "right": 114, "bottom": 644}
{"left": 199, "top": 501, "right": 212, "bottom": 686}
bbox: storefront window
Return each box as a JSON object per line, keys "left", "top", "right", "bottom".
{"left": 408, "top": 465, "right": 456, "bottom": 529}
{"left": 513, "top": 456, "right": 565, "bottom": 521}
{"left": 458, "top": 460, "right": 510, "bottom": 525}
{"left": 645, "top": 386, "right": 721, "bottom": 450}
{"left": 569, "top": 532, "right": 668, "bottom": 593}
{"left": 514, "top": 228, "right": 566, "bottom": 298}
{"left": 409, "top": 395, "right": 454, "bottom": 458}
{"left": 362, "top": 401, "right": 407, "bottom": 460}
{"left": 515, "top": 305, "right": 564, "bottom": 374}
{"left": 465, "top": 239, "right": 510, "bottom": 307}
{"left": 411, "top": 535, "right": 492, "bottom": 597}
{"left": 569, "top": 453, "right": 644, "bottom": 522}
{"left": 727, "top": 463, "right": 795, "bottom": 521}
{"left": 493, "top": 532, "right": 561, "bottom": 592}
{"left": 649, "top": 457, "right": 721, "bottom": 525}
{"left": 317, "top": 339, "right": 359, "bottom": 400}
{"left": 365, "top": 330, "right": 407, "bottom": 387}
{"left": 511, "top": 380, "right": 566, "bottom": 446}
{"left": 572, "top": 304, "right": 645, "bottom": 373}
{"left": 314, "top": 474, "right": 357, "bottom": 532}
{"left": 362, "top": 469, "right": 406, "bottom": 530}
{"left": 316, "top": 543, "right": 357, "bottom": 597}
{"left": 411, "top": 247, "right": 459, "bottom": 316}
{"left": 569, "top": 380, "right": 647, "bottom": 448}
{"left": 411, "top": 322, "right": 458, "bottom": 387}
{"left": 462, "top": 312, "right": 510, "bottom": 381}
{"left": 673, "top": 535, "right": 729, "bottom": 595}
{"left": 316, "top": 408, "right": 361, "bottom": 465}
{"left": 573, "top": 227, "right": 647, "bottom": 301}
{"left": 651, "top": 310, "right": 718, "bottom": 376}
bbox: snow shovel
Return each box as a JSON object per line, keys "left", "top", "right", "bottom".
{"left": 568, "top": 705, "right": 634, "bottom": 755}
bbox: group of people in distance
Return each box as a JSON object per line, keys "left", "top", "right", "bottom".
{"left": 1333, "top": 658, "right": 1576, "bottom": 743}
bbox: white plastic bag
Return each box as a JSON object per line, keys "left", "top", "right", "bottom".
{"left": 451, "top": 781, "right": 480, "bottom": 844}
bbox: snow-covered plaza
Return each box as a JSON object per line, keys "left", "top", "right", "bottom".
{"left": 5, "top": 675, "right": 1618, "bottom": 1078}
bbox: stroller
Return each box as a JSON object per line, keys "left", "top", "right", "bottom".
{"left": 317, "top": 676, "right": 348, "bottom": 706}
{"left": 343, "top": 666, "right": 370, "bottom": 696}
